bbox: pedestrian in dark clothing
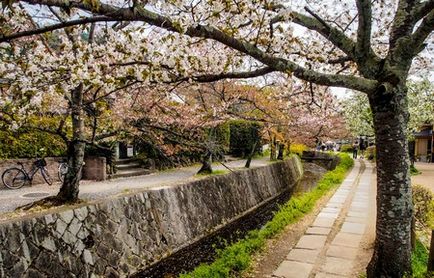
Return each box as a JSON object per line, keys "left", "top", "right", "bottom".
{"left": 352, "top": 141, "right": 359, "bottom": 159}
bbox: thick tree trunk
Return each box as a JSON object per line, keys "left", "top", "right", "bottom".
{"left": 197, "top": 152, "right": 213, "bottom": 174}
{"left": 57, "top": 84, "right": 85, "bottom": 202}
{"left": 367, "top": 84, "right": 413, "bottom": 277}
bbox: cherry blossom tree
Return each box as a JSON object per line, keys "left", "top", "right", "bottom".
{"left": 1, "top": 0, "right": 433, "bottom": 276}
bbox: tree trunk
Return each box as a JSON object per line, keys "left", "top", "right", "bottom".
{"left": 245, "top": 140, "right": 258, "bottom": 168}
{"left": 270, "top": 135, "right": 276, "bottom": 160}
{"left": 367, "top": 84, "right": 413, "bottom": 277}
{"left": 197, "top": 151, "right": 213, "bottom": 174}
{"left": 57, "top": 84, "right": 85, "bottom": 202}
{"left": 277, "top": 143, "right": 284, "bottom": 160}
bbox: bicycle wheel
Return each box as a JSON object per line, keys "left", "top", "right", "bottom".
{"left": 41, "top": 167, "right": 53, "bottom": 185}
{"left": 2, "top": 168, "right": 27, "bottom": 189}
{"left": 58, "top": 163, "right": 68, "bottom": 182}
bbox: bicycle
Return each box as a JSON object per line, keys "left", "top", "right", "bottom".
{"left": 1, "top": 158, "right": 53, "bottom": 189}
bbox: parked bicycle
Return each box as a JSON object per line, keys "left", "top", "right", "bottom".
{"left": 2, "top": 158, "right": 53, "bottom": 189}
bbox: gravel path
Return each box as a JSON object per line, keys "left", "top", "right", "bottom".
{"left": 0, "top": 158, "right": 269, "bottom": 214}
{"left": 412, "top": 162, "right": 434, "bottom": 193}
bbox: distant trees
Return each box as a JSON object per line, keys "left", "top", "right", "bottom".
{"left": 342, "top": 80, "right": 434, "bottom": 138}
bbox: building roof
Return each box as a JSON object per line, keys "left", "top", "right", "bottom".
{"left": 414, "top": 128, "right": 433, "bottom": 138}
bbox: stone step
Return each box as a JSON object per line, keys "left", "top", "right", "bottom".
{"left": 116, "top": 163, "right": 142, "bottom": 170}
{"left": 110, "top": 169, "right": 152, "bottom": 179}
{"left": 115, "top": 158, "right": 138, "bottom": 165}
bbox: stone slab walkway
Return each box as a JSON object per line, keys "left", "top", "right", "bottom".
{"left": 273, "top": 160, "right": 376, "bottom": 278}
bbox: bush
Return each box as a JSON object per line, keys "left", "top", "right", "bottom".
{"left": 229, "top": 120, "right": 262, "bottom": 157}
{"left": 180, "top": 153, "right": 354, "bottom": 278}
{"left": 290, "top": 143, "right": 309, "bottom": 156}
{"left": 340, "top": 144, "right": 353, "bottom": 152}
{"left": 365, "top": 146, "right": 376, "bottom": 160}
{"left": 213, "top": 122, "right": 231, "bottom": 153}
{"left": 0, "top": 129, "right": 66, "bottom": 159}
{"left": 412, "top": 184, "right": 434, "bottom": 227}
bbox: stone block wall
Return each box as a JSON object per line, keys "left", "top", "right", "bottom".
{"left": 0, "top": 156, "right": 303, "bottom": 277}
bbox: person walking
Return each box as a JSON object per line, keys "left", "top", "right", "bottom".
{"left": 352, "top": 141, "right": 359, "bottom": 159}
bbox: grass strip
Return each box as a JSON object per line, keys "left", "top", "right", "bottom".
{"left": 411, "top": 239, "right": 433, "bottom": 278}
{"left": 180, "top": 153, "right": 354, "bottom": 278}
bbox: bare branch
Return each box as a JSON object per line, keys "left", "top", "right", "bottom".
{"left": 187, "top": 67, "right": 276, "bottom": 83}
{"left": 0, "top": 16, "right": 116, "bottom": 43}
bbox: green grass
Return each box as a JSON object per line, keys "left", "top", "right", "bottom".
{"left": 195, "top": 170, "right": 229, "bottom": 177}
{"left": 411, "top": 239, "right": 433, "bottom": 278}
{"left": 411, "top": 165, "right": 422, "bottom": 176}
{"left": 180, "top": 153, "right": 354, "bottom": 278}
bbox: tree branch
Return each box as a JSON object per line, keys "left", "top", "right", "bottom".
{"left": 412, "top": 0, "right": 434, "bottom": 22}
{"left": 186, "top": 67, "right": 275, "bottom": 83}
{"left": 271, "top": 9, "right": 357, "bottom": 60}
{"left": 389, "top": 0, "right": 419, "bottom": 48}
{"left": 0, "top": 16, "right": 116, "bottom": 43}
{"left": 355, "top": 0, "right": 372, "bottom": 60}
{"left": 410, "top": 9, "right": 434, "bottom": 55}
{"left": 18, "top": 0, "right": 378, "bottom": 92}
{"left": 190, "top": 25, "right": 378, "bottom": 92}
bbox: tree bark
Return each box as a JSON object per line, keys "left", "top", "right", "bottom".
{"left": 277, "top": 143, "right": 284, "bottom": 160}
{"left": 270, "top": 135, "right": 276, "bottom": 160}
{"left": 367, "top": 84, "right": 413, "bottom": 277}
{"left": 57, "top": 84, "right": 85, "bottom": 202}
{"left": 197, "top": 151, "right": 213, "bottom": 174}
{"left": 245, "top": 140, "right": 258, "bottom": 168}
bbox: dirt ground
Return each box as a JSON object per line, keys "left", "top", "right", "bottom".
{"left": 412, "top": 162, "right": 434, "bottom": 193}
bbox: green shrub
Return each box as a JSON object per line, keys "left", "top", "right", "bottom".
{"left": 213, "top": 122, "right": 231, "bottom": 153}
{"left": 412, "top": 184, "right": 434, "bottom": 226}
{"left": 340, "top": 144, "right": 353, "bottom": 152}
{"left": 365, "top": 146, "right": 376, "bottom": 161}
{"left": 290, "top": 143, "right": 309, "bottom": 156}
{"left": 229, "top": 120, "right": 262, "bottom": 157}
{"left": 0, "top": 130, "right": 66, "bottom": 159}
{"left": 411, "top": 165, "right": 421, "bottom": 176}
{"left": 180, "top": 153, "right": 354, "bottom": 278}
{"left": 411, "top": 239, "right": 433, "bottom": 278}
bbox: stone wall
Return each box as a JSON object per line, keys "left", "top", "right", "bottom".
{"left": 0, "top": 156, "right": 303, "bottom": 277}
{"left": 301, "top": 151, "right": 340, "bottom": 170}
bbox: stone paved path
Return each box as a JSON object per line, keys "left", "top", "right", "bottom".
{"left": 0, "top": 158, "right": 269, "bottom": 214}
{"left": 272, "top": 160, "right": 376, "bottom": 278}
